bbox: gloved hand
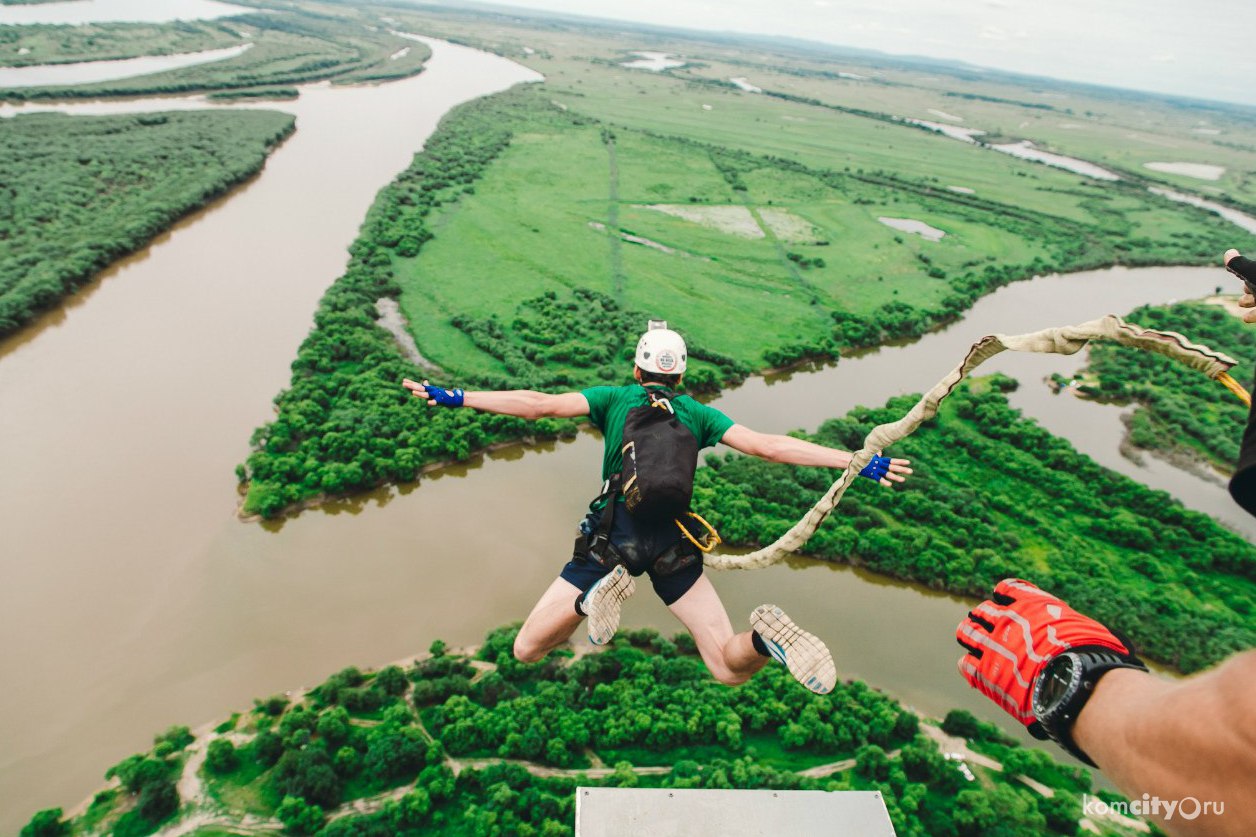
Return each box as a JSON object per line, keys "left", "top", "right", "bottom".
{"left": 955, "top": 578, "right": 1135, "bottom": 732}
{"left": 858, "top": 454, "right": 891, "bottom": 482}
{"left": 1225, "top": 248, "right": 1256, "bottom": 292}
{"left": 420, "top": 381, "right": 464, "bottom": 407}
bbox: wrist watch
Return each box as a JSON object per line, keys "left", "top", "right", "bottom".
{"left": 1031, "top": 647, "right": 1148, "bottom": 767}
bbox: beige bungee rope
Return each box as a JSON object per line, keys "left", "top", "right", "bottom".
{"left": 706, "top": 315, "right": 1249, "bottom": 571}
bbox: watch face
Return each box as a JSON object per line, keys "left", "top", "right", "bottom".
{"left": 1034, "top": 654, "right": 1078, "bottom": 715}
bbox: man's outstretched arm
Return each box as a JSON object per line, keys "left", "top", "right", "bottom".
{"left": 402, "top": 379, "right": 589, "bottom": 420}
{"left": 958, "top": 580, "right": 1256, "bottom": 836}
{"left": 720, "top": 423, "right": 912, "bottom": 487}
{"left": 1074, "top": 653, "right": 1256, "bottom": 833}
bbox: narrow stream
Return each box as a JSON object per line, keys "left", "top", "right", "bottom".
{"left": 0, "top": 44, "right": 252, "bottom": 88}
{"left": 0, "top": 0, "right": 251, "bottom": 26}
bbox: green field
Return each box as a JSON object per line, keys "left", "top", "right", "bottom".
{"left": 0, "top": 4, "right": 431, "bottom": 100}
{"left": 0, "top": 21, "right": 242, "bottom": 66}
{"left": 667, "top": 50, "right": 1256, "bottom": 209}
{"left": 21, "top": 628, "right": 1120, "bottom": 837}
{"left": 0, "top": 109, "right": 294, "bottom": 336}
{"left": 397, "top": 5, "right": 1256, "bottom": 213}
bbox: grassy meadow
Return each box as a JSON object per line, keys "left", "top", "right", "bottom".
{"left": 393, "top": 5, "right": 1256, "bottom": 211}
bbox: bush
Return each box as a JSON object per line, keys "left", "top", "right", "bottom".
{"left": 20, "top": 809, "right": 67, "bottom": 837}
{"left": 206, "top": 738, "right": 240, "bottom": 774}
{"left": 941, "top": 709, "right": 980, "bottom": 739}
{"left": 154, "top": 725, "right": 194, "bottom": 752}
{"left": 271, "top": 748, "right": 343, "bottom": 808}
{"left": 277, "top": 795, "right": 325, "bottom": 835}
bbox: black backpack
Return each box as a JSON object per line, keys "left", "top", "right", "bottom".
{"left": 619, "top": 386, "right": 698, "bottom": 522}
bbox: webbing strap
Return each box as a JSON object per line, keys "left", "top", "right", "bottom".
{"left": 592, "top": 473, "right": 621, "bottom": 550}
{"left": 705, "top": 314, "right": 1247, "bottom": 571}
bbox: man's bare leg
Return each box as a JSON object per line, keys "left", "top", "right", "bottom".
{"left": 513, "top": 566, "right": 636, "bottom": 661}
{"left": 667, "top": 575, "right": 768, "bottom": 685}
{"left": 513, "top": 576, "right": 586, "bottom": 663}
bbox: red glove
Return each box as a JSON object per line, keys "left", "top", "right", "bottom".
{"left": 955, "top": 579, "right": 1135, "bottom": 732}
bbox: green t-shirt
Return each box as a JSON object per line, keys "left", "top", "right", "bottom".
{"left": 581, "top": 384, "right": 735, "bottom": 482}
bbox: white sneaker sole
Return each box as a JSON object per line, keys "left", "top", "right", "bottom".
{"left": 751, "top": 604, "right": 837, "bottom": 695}
{"left": 585, "top": 564, "right": 636, "bottom": 646}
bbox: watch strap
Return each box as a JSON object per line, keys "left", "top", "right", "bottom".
{"left": 1036, "top": 648, "right": 1148, "bottom": 767}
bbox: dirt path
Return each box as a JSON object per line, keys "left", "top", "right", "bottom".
{"left": 1204, "top": 294, "right": 1251, "bottom": 320}
{"left": 795, "top": 747, "right": 903, "bottom": 779}
{"left": 374, "top": 297, "right": 442, "bottom": 374}
{"left": 605, "top": 133, "right": 624, "bottom": 302}
{"left": 920, "top": 723, "right": 1003, "bottom": 773}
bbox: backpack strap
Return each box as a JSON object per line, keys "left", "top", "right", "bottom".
{"left": 586, "top": 472, "right": 621, "bottom": 563}
{"left": 641, "top": 384, "right": 677, "bottom": 413}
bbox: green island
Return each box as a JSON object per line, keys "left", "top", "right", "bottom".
{"left": 0, "top": 110, "right": 294, "bottom": 336}
{"left": 236, "top": 15, "right": 1252, "bottom": 518}
{"left": 0, "top": 3, "right": 431, "bottom": 100}
{"left": 1061, "top": 301, "right": 1256, "bottom": 474}
{"left": 0, "top": 21, "right": 243, "bottom": 66}
{"left": 696, "top": 378, "right": 1256, "bottom": 674}
{"left": 20, "top": 628, "right": 1143, "bottom": 837}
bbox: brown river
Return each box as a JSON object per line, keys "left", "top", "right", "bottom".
{"left": 1, "top": 32, "right": 1252, "bottom": 830}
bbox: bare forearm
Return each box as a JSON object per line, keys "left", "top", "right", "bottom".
{"left": 763, "top": 434, "right": 853, "bottom": 469}
{"left": 462, "top": 390, "right": 549, "bottom": 420}
{"left": 1074, "top": 652, "right": 1256, "bottom": 835}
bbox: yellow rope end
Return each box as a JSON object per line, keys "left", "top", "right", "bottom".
{"left": 1218, "top": 372, "right": 1252, "bottom": 408}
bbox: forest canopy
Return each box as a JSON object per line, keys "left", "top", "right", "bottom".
{"left": 0, "top": 109, "right": 294, "bottom": 336}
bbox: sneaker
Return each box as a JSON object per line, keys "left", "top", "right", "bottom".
{"left": 583, "top": 564, "right": 635, "bottom": 646}
{"left": 750, "top": 604, "right": 837, "bottom": 695}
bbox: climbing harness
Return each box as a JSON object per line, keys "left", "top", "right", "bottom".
{"left": 706, "top": 314, "right": 1250, "bottom": 570}
{"left": 578, "top": 385, "right": 722, "bottom": 576}
{"left": 576, "top": 476, "right": 710, "bottom": 577}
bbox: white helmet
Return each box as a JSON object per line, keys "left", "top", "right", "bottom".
{"left": 635, "top": 319, "right": 687, "bottom": 375}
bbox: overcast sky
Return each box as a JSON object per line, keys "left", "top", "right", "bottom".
{"left": 472, "top": 0, "right": 1256, "bottom": 107}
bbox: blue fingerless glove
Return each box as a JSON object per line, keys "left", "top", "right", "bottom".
{"left": 422, "top": 383, "right": 464, "bottom": 407}
{"left": 858, "top": 454, "right": 891, "bottom": 482}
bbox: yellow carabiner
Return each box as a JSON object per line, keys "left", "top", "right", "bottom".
{"left": 676, "top": 511, "right": 722, "bottom": 553}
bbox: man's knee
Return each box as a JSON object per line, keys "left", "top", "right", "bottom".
{"left": 709, "top": 665, "right": 752, "bottom": 687}
{"left": 512, "top": 632, "right": 547, "bottom": 664}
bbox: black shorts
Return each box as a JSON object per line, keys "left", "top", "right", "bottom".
{"left": 560, "top": 508, "right": 703, "bottom": 606}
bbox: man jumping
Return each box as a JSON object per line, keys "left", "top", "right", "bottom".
{"left": 403, "top": 321, "right": 911, "bottom": 693}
